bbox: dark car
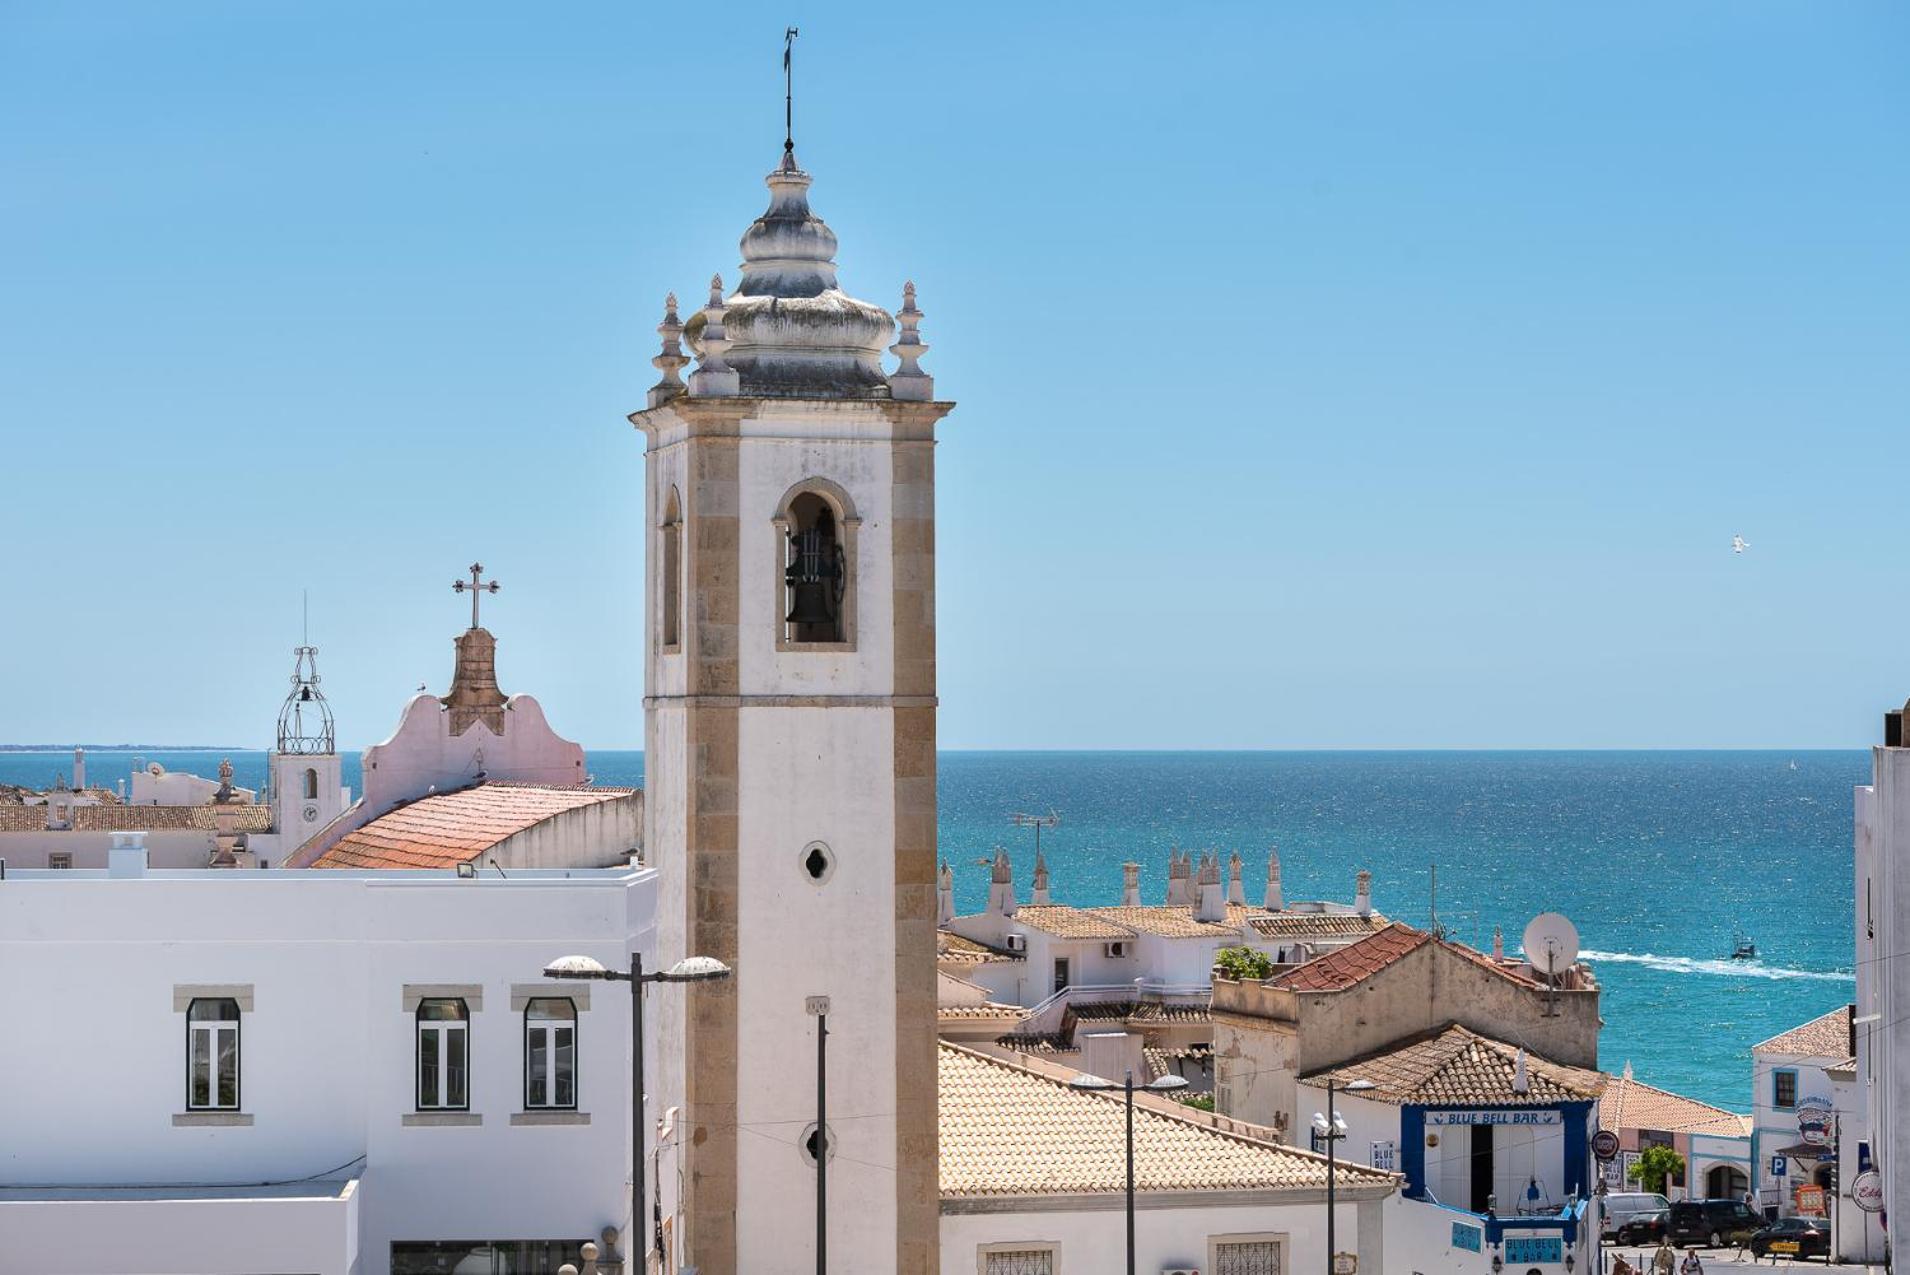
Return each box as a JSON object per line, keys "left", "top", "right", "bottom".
{"left": 1615, "top": 1209, "right": 1668, "bottom": 1245}
{"left": 1667, "top": 1198, "right": 1766, "bottom": 1247}
{"left": 1750, "top": 1217, "right": 1831, "bottom": 1260}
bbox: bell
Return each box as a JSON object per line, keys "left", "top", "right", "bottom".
{"left": 786, "top": 581, "right": 836, "bottom": 627}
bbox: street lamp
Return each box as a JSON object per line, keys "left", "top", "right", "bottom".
{"left": 1069, "top": 1069, "right": 1190, "bottom": 1275}
{"left": 1313, "top": 1076, "right": 1376, "bottom": 1275}
{"left": 542, "top": 952, "right": 731, "bottom": 1269}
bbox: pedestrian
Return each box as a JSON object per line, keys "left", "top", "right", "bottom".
{"left": 1651, "top": 1238, "right": 1677, "bottom": 1275}
{"left": 1680, "top": 1250, "right": 1704, "bottom": 1275}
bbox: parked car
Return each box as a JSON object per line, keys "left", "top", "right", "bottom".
{"left": 1603, "top": 1191, "right": 1673, "bottom": 1240}
{"left": 1667, "top": 1198, "right": 1767, "bottom": 1247}
{"left": 1615, "top": 1209, "right": 1669, "bottom": 1246}
{"left": 1750, "top": 1217, "right": 1830, "bottom": 1260}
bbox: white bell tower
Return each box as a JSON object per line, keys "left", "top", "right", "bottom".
{"left": 633, "top": 143, "right": 953, "bottom": 1275}
{"left": 268, "top": 645, "right": 346, "bottom": 847}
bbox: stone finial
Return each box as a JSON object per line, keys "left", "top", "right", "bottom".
{"left": 1227, "top": 851, "right": 1246, "bottom": 906}
{"left": 1030, "top": 848, "right": 1051, "bottom": 906}
{"left": 937, "top": 860, "right": 955, "bottom": 927}
{"left": 648, "top": 292, "right": 690, "bottom": 408}
{"left": 1355, "top": 868, "right": 1373, "bottom": 916}
{"left": 1195, "top": 852, "right": 1226, "bottom": 923}
{"left": 1264, "top": 847, "right": 1283, "bottom": 911}
{"left": 988, "top": 846, "right": 1017, "bottom": 917}
{"left": 1166, "top": 848, "right": 1191, "bottom": 907}
{"left": 1512, "top": 1046, "right": 1530, "bottom": 1095}
{"left": 1121, "top": 861, "right": 1142, "bottom": 908}
{"left": 1492, "top": 925, "right": 1504, "bottom": 960}
{"left": 688, "top": 273, "right": 740, "bottom": 397}
{"left": 889, "top": 280, "right": 933, "bottom": 401}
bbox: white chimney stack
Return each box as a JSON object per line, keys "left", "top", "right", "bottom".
{"left": 1030, "top": 849, "right": 1051, "bottom": 906}
{"left": 988, "top": 847, "right": 1017, "bottom": 918}
{"left": 107, "top": 830, "right": 148, "bottom": 878}
{"left": 1513, "top": 1046, "right": 1530, "bottom": 1095}
{"left": 1355, "top": 869, "right": 1372, "bottom": 916}
{"left": 1166, "top": 849, "right": 1191, "bottom": 907}
{"left": 1121, "top": 862, "right": 1142, "bottom": 908}
{"left": 1227, "top": 851, "right": 1246, "bottom": 907}
{"left": 1264, "top": 848, "right": 1283, "bottom": 911}
{"left": 1492, "top": 925, "right": 1504, "bottom": 960}
{"left": 937, "top": 861, "right": 954, "bottom": 927}
{"left": 1196, "top": 853, "right": 1225, "bottom": 923}
{"left": 72, "top": 747, "right": 86, "bottom": 792}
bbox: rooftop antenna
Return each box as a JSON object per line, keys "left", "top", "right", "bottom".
{"left": 302, "top": 589, "right": 309, "bottom": 646}
{"left": 1009, "top": 810, "right": 1060, "bottom": 863}
{"left": 782, "top": 27, "right": 799, "bottom": 157}
{"left": 1428, "top": 861, "right": 1444, "bottom": 939}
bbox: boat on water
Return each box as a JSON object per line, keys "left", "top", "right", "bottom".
{"left": 1730, "top": 930, "right": 1758, "bottom": 961}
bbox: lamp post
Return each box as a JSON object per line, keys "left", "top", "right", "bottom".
{"left": 1068, "top": 1069, "right": 1189, "bottom": 1275}
{"left": 543, "top": 951, "right": 731, "bottom": 1270}
{"left": 1313, "top": 1076, "right": 1376, "bottom": 1275}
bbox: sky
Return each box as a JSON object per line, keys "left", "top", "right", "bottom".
{"left": 2, "top": 2, "right": 1907, "bottom": 750}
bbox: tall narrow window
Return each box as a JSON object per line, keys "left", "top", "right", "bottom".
{"left": 783, "top": 492, "right": 846, "bottom": 644}
{"left": 661, "top": 488, "right": 682, "bottom": 650}
{"left": 417, "top": 998, "right": 470, "bottom": 1111}
{"left": 186, "top": 998, "right": 241, "bottom": 1110}
{"left": 524, "top": 997, "right": 577, "bottom": 1110}
{"left": 303, "top": 768, "right": 318, "bottom": 800}
{"left": 1052, "top": 957, "right": 1071, "bottom": 996}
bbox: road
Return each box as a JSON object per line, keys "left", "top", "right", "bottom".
{"left": 1602, "top": 1244, "right": 1882, "bottom": 1274}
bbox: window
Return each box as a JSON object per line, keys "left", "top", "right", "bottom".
{"left": 524, "top": 997, "right": 576, "bottom": 1110}
{"left": 981, "top": 1248, "right": 1055, "bottom": 1275}
{"left": 1214, "top": 1238, "right": 1285, "bottom": 1275}
{"left": 1773, "top": 1069, "right": 1798, "bottom": 1110}
{"left": 1052, "top": 957, "right": 1070, "bottom": 996}
{"left": 47, "top": 852, "right": 72, "bottom": 870}
{"left": 391, "top": 1240, "right": 587, "bottom": 1274}
{"left": 417, "top": 998, "right": 470, "bottom": 1111}
{"left": 660, "top": 487, "right": 682, "bottom": 649}
{"left": 186, "top": 998, "right": 240, "bottom": 1110}
{"left": 782, "top": 491, "right": 847, "bottom": 644}
{"left": 303, "top": 768, "right": 318, "bottom": 800}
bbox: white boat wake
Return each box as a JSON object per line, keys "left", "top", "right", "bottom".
{"left": 1579, "top": 950, "right": 1853, "bottom": 982}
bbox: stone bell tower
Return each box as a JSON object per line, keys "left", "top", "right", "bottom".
{"left": 631, "top": 148, "right": 953, "bottom": 1275}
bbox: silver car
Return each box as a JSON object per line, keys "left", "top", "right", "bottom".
{"left": 1601, "top": 1191, "right": 1672, "bottom": 1240}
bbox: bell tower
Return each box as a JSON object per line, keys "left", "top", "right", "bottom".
{"left": 268, "top": 644, "right": 345, "bottom": 847}
{"left": 632, "top": 148, "right": 952, "bottom": 1275}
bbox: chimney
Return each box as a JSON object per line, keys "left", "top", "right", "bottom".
{"left": 1512, "top": 1046, "right": 1530, "bottom": 1096}
{"left": 117, "top": 777, "right": 126, "bottom": 802}
{"left": 937, "top": 861, "right": 954, "bottom": 927}
{"left": 988, "top": 847, "right": 1017, "bottom": 918}
{"left": 1492, "top": 925, "right": 1504, "bottom": 960}
{"left": 1196, "top": 853, "right": 1225, "bottom": 923}
{"left": 1166, "top": 849, "right": 1190, "bottom": 907}
{"left": 107, "top": 831, "right": 148, "bottom": 878}
{"left": 1264, "top": 848, "right": 1283, "bottom": 911}
{"left": 1227, "top": 851, "right": 1246, "bottom": 906}
{"left": 72, "top": 747, "right": 86, "bottom": 792}
{"left": 1355, "top": 869, "right": 1372, "bottom": 916}
{"left": 1121, "top": 862, "right": 1142, "bottom": 908}
{"left": 1030, "top": 849, "right": 1051, "bottom": 906}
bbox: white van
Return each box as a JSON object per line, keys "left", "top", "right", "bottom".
{"left": 1601, "top": 1191, "right": 1672, "bottom": 1240}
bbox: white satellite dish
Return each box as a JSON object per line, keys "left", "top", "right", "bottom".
{"left": 1522, "top": 912, "right": 1581, "bottom": 976}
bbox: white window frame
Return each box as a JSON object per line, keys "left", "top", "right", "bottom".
{"left": 524, "top": 997, "right": 578, "bottom": 1110}
{"left": 186, "top": 998, "right": 241, "bottom": 1111}
{"left": 976, "top": 1242, "right": 1059, "bottom": 1275}
{"left": 416, "top": 998, "right": 470, "bottom": 1112}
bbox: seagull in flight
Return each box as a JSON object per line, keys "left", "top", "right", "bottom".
{"left": 1732, "top": 534, "right": 1749, "bottom": 554}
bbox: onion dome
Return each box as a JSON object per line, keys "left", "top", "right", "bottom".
{"left": 689, "top": 152, "right": 894, "bottom": 399}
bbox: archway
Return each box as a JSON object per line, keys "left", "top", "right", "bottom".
{"left": 1705, "top": 1164, "right": 1748, "bottom": 1199}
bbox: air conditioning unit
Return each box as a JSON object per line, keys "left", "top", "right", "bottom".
{"left": 1162, "top": 1268, "right": 1201, "bottom": 1275}
{"left": 1105, "top": 941, "right": 1130, "bottom": 959}
{"left": 1004, "top": 933, "right": 1027, "bottom": 952}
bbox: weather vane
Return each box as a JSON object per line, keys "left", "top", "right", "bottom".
{"left": 783, "top": 27, "right": 799, "bottom": 155}
{"left": 452, "top": 562, "right": 500, "bottom": 630}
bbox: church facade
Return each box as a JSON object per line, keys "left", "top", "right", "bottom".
{"left": 631, "top": 146, "right": 952, "bottom": 1274}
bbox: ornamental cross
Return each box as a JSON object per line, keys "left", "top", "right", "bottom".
{"left": 452, "top": 562, "right": 500, "bottom": 630}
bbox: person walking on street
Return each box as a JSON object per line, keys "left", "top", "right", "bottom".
{"left": 1651, "top": 1238, "right": 1677, "bottom": 1275}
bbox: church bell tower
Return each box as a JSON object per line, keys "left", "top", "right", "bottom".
{"left": 632, "top": 145, "right": 952, "bottom": 1274}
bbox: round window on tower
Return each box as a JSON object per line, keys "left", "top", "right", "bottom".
{"left": 800, "top": 841, "right": 835, "bottom": 884}
{"left": 798, "top": 1121, "right": 836, "bottom": 1167}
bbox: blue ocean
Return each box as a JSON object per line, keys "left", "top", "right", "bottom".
{"left": 2, "top": 748, "right": 1862, "bottom": 1113}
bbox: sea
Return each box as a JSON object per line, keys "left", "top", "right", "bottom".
{"left": 1, "top": 747, "right": 1865, "bottom": 1114}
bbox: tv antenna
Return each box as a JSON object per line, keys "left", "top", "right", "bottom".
{"left": 1009, "top": 810, "right": 1060, "bottom": 861}
{"left": 1522, "top": 912, "right": 1581, "bottom": 1018}
{"left": 782, "top": 27, "right": 799, "bottom": 156}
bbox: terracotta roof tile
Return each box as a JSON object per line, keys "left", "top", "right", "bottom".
{"left": 1269, "top": 922, "right": 1433, "bottom": 991}
{"left": 1754, "top": 1006, "right": 1852, "bottom": 1059}
{"left": 1300, "top": 1024, "right": 1605, "bottom": 1106}
{"left": 1070, "top": 1000, "right": 1211, "bottom": 1025}
{"left": 1248, "top": 912, "right": 1392, "bottom": 940}
{"left": 1084, "top": 905, "right": 1241, "bottom": 939}
{"left": 0, "top": 806, "right": 48, "bottom": 831}
{"left": 312, "top": 783, "right": 636, "bottom": 870}
{"left": 940, "top": 1043, "right": 1393, "bottom": 1197}
{"left": 937, "top": 932, "right": 1021, "bottom": 963}
{"left": 1598, "top": 1073, "right": 1752, "bottom": 1137}
{"left": 1010, "top": 905, "right": 1136, "bottom": 941}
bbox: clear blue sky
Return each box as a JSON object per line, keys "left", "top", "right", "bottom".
{"left": 3, "top": 2, "right": 1906, "bottom": 749}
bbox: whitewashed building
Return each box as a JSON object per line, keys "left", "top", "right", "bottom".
{"left": 1749, "top": 1004, "right": 1882, "bottom": 1256}
{"left": 0, "top": 842, "right": 655, "bottom": 1275}
{"left": 1852, "top": 714, "right": 1907, "bottom": 1265}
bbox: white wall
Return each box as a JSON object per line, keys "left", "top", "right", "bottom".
{"left": 0, "top": 829, "right": 217, "bottom": 869}
{"left": 0, "top": 865, "right": 655, "bottom": 1275}
{"left": 0, "top": 1185, "right": 359, "bottom": 1275}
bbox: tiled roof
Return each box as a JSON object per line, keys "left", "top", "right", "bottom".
{"left": 1300, "top": 1024, "right": 1606, "bottom": 1107}
{"left": 1754, "top": 1006, "right": 1852, "bottom": 1059}
{"left": 1248, "top": 912, "right": 1392, "bottom": 939}
{"left": 1071, "top": 1000, "right": 1211, "bottom": 1025}
{"left": 1085, "top": 905, "right": 1241, "bottom": 939}
{"left": 1010, "top": 905, "right": 1135, "bottom": 941}
{"left": 937, "top": 932, "right": 1021, "bottom": 964}
{"left": 1269, "top": 922, "right": 1432, "bottom": 991}
{"left": 312, "top": 783, "right": 636, "bottom": 870}
{"left": 0, "top": 804, "right": 273, "bottom": 833}
{"left": 940, "top": 1043, "right": 1394, "bottom": 1198}
{"left": 996, "top": 1032, "right": 1077, "bottom": 1054}
{"left": 0, "top": 806, "right": 47, "bottom": 831}
{"left": 1826, "top": 1056, "right": 1858, "bottom": 1080}
{"left": 938, "top": 1004, "right": 1025, "bottom": 1021}
{"left": 1144, "top": 1043, "right": 1215, "bottom": 1083}
{"left": 1598, "top": 1073, "right": 1751, "bottom": 1138}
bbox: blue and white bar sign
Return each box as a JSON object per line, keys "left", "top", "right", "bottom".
{"left": 1425, "top": 1109, "right": 1563, "bottom": 1127}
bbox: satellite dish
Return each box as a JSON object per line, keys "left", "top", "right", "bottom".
{"left": 1522, "top": 912, "right": 1580, "bottom": 976}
